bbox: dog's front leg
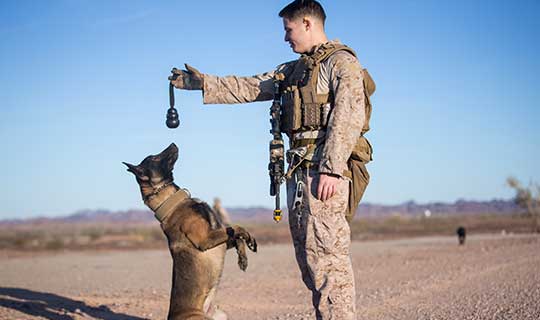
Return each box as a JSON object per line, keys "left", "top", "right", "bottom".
{"left": 186, "top": 229, "right": 230, "bottom": 252}
{"left": 182, "top": 221, "right": 257, "bottom": 253}
{"left": 233, "top": 238, "right": 248, "bottom": 271}
{"left": 179, "top": 216, "right": 232, "bottom": 251}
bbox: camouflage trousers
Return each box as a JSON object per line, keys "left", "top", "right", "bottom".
{"left": 287, "top": 167, "right": 355, "bottom": 320}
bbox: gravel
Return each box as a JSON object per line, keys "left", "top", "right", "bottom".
{"left": 0, "top": 233, "right": 538, "bottom": 319}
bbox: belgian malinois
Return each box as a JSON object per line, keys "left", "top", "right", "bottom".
{"left": 123, "top": 143, "right": 257, "bottom": 320}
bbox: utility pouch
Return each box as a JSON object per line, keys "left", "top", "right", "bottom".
{"left": 302, "top": 103, "right": 322, "bottom": 128}
{"left": 281, "top": 86, "right": 302, "bottom": 134}
{"left": 345, "top": 136, "right": 373, "bottom": 223}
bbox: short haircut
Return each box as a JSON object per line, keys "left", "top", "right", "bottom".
{"left": 279, "top": 0, "right": 327, "bottom": 25}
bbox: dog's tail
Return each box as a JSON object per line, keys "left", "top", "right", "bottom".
{"left": 213, "top": 197, "right": 231, "bottom": 226}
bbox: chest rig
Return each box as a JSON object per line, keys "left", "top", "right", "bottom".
{"left": 279, "top": 43, "right": 374, "bottom": 139}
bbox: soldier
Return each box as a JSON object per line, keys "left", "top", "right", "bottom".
{"left": 170, "top": 1, "right": 373, "bottom": 319}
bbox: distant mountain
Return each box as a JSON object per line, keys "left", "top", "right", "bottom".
{"left": 357, "top": 199, "right": 521, "bottom": 217}
{"left": 0, "top": 199, "right": 522, "bottom": 225}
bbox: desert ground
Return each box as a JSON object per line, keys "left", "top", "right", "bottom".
{"left": 0, "top": 233, "right": 539, "bottom": 320}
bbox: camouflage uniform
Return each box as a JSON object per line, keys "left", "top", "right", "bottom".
{"left": 202, "top": 40, "right": 367, "bottom": 320}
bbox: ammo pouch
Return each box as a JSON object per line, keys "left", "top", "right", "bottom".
{"left": 345, "top": 136, "right": 372, "bottom": 223}
{"left": 281, "top": 86, "right": 302, "bottom": 134}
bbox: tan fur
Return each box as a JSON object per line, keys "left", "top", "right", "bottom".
{"left": 124, "top": 143, "right": 256, "bottom": 320}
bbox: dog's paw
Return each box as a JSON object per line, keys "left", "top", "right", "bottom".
{"left": 232, "top": 226, "right": 257, "bottom": 253}
{"left": 247, "top": 237, "right": 257, "bottom": 253}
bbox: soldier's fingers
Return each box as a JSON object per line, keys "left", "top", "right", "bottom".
{"left": 325, "top": 184, "right": 335, "bottom": 201}
{"left": 171, "top": 78, "right": 186, "bottom": 89}
{"left": 185, "top": 63, "right": 201, "bottom": 75}
{"left": 329, "top": 185, "right": 336, "bottom": 200}
{"left": 317, "top": 181, "right": 324, "bottom": 201}
{"left": 321, "top": 183, "right": 329, "bottom": 202}
{"left": 326, "top": 185, "right": 333, "bottom": 201}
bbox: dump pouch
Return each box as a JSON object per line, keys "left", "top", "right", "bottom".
{"left": 350, "top": 135, "right": 373, "bottom": 163}
{"left": 361, "top": 69, "right": 375, "bottom": 134}
{"left": 345, "top": 136, "right": 372, "bottom": 222}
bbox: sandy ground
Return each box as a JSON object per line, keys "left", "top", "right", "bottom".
{"left": 0, "top": 233, "right": 539, "bottom": 320}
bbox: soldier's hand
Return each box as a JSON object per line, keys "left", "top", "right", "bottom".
{"left": 169, "top": 64, "right": 204, "bottom": 90}
{"left": 317, "top": 173, "right": 340, "bottom": 202}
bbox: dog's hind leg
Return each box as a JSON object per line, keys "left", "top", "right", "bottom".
{"left": 168, "top": 309, "right": 211, "bottom": 320}
{"left": 204, "top": 288, "right": 228, "bottom": 320}
{"left": 208, "top": 307, "right": 228, "bottom": 320}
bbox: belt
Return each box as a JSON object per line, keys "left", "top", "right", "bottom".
{"left": 293, "top": 130, "right": 326, "bottom": 140}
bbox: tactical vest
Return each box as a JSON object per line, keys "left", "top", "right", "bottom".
{"left": 280, "top": 42, "right": 375, "bottom": 139}
{"left": 280, "top": 43, "right": 376, "bottom": 223}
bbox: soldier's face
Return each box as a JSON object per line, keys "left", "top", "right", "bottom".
{"left": 283, "top": 17, "right": 310, "bottom": 54}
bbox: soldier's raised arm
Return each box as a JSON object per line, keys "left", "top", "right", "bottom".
{"left": 169, "top": 64, "right": 276, "bottom": 105}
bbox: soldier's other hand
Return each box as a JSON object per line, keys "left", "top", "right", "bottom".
{"left": 169, "top": 64, "right": 204, "bottom": 90}
{"left": 317, "top": 173, "right": 339, "bottom": 202}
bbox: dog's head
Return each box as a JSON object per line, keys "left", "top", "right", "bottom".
{"left": 123, "top": 143, "right": 179, "bottom": 188}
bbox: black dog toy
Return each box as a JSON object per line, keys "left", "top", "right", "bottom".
{"left": 166, "top": 78, "right": 179, "bottom": 129}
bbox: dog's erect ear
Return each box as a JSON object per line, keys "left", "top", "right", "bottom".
{"left": 123, "top": 162, "right": 138, "bottom": 173}
{"left": 122, "top": 162, "right": 149, "bottom": 181}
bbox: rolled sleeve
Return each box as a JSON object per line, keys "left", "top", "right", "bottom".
{"left": 202, "top": 72, "right": 275, "bottom": 104}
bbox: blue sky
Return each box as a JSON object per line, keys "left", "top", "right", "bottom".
{"left": 1, "top": 0, "right": 539, "bottom": 219}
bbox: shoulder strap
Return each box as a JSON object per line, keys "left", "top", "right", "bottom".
{"left": 304, "top": 43, "right": 358, "bottom": 104}
{"left": 314, "top": 43, "right": 376, "bottom": 97}
{"left": 311, "top": 43, "right": 357, "bottom": 65}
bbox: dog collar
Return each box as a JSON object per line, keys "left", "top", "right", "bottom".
{"left": 154, "top": 188, "right": 190, "bottom": 223}
{"left": 143, "top": 181, "right": 174, "bottom": 203}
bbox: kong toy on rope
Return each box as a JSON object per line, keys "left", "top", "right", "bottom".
{"left": 166, "top": 80, "right": 180, "bottom": 129}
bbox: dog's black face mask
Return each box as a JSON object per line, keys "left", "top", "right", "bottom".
{"left": 123, "top": 143, "right": 179, "bottom": 186}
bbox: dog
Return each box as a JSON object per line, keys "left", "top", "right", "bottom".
{"left": 123, "top": 143, "right": 257, "bottom": 320}
{"left": 456, "top": 226, "right": 466, "bottom": 245}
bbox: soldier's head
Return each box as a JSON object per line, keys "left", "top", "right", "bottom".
{"left": 279, "top": 0, "right": 328, "bottom": 54}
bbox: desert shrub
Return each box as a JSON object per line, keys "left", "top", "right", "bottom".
{"left": 507, "top": 177, "right": 540, "bottom": 233}
{"left": 84, "top": 228, "right": 104, "bottom": 242}
{"left": 45, "top": 237, "right": 65, "bottom": 250}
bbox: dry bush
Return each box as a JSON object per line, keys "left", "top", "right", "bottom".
{"left": 507, "top": 177, "right": 540, "bottom": 233}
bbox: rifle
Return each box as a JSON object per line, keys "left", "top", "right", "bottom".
{"left": 268, "top": 73, "right": 285, "bottom": 222}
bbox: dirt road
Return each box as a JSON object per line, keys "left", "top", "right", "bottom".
{"left": 1, "top": 233, "right": 539, "bottom": 320}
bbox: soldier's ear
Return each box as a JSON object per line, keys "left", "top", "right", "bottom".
{"left": 302, "top": 17, "right": 311, "bottom": 31}
{"left": 123, "top": 162, "right": 150, "bottom": 181}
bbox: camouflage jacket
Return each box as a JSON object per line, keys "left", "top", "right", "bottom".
{"left": 202, "top": 40, "right": 366, "bottom": 178}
